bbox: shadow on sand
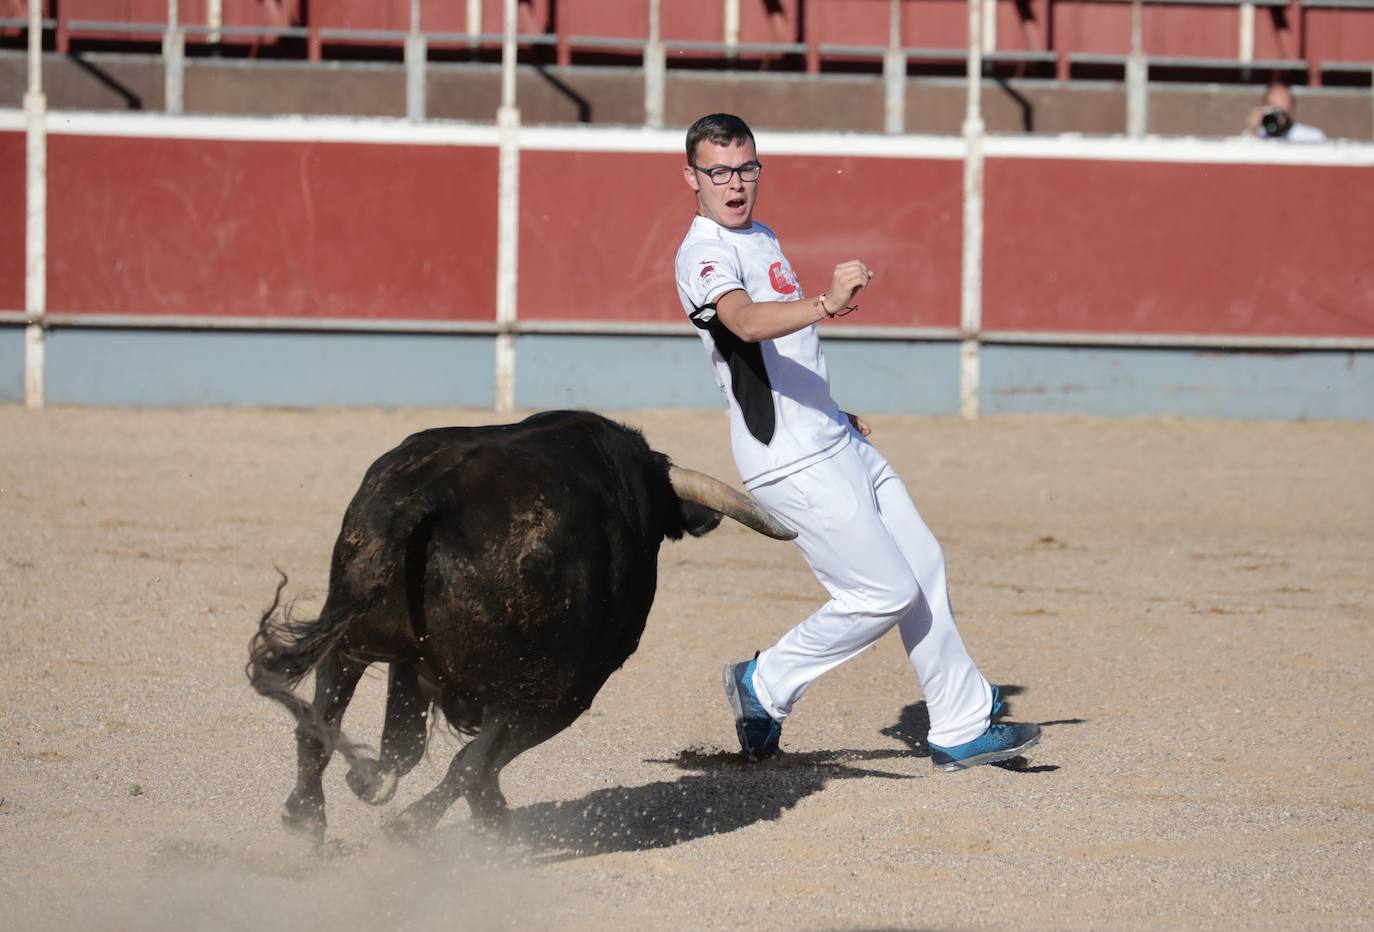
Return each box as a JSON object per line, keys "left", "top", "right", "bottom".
{"left": 477, "top": 685, "right": 1078, "bottom": 860}
{"left": 503, "top": 746, "right": 914, "bottom": 862}
{"left": 882, "top": 685, "right": 1078, "bottom": 774}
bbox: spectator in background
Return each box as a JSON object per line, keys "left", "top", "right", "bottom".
{"left": 1245, "top": 82, "right": 1327, "bottom": 142}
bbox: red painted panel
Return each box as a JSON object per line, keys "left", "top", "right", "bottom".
{"left": 807, "top": 0, "right": 906, "bottom": 47}
{"left": 317, "top": 0, "right": 466, "bottom": 32}
{"left": 1303, "top": 8, "right": 1374, "bottom": 63}
{"left": 803, "top": 0, "right": 1035, "bottom": 51}
{"left": 0, "top": 132, "right": 24, "bottom": 313}
{"left": 60, "top": 0, "right": 168, "bottom": 22}
{"left": 983, "top": 158, "right": 1374, "bottom": 337}
{"left": 314, "top": 1, "right": 545, "bottom": 35}
{"left": 900, "top": 1, "right": 971, "bottom": 51}
{"left": 221, "top": 0, "right": 301, "bottom": 27}
{"left": 46, "top": 136, "right": 498, "bottom": 321}
{"left": 518, "top": 151, "right": 962, "bottom": 328}
{"left": 740, "top": 0, "right": 801, "bottom": 44}
{"left": 661, "top": 2, "right": 725, "bottom": 43}
{"left": 557, "top": 0, "right": 648, "bottom": 40}
{"left": 0, "top": 0, "right": 50, "bottom": 17}
{"left": 1053, "top": 2, "right": 1239, "bottom": 58}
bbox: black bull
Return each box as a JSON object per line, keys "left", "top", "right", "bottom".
{"left": 246, "top": 410, "right": 794, "bottom": 840}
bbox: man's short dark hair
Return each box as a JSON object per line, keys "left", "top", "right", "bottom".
{"left": 686, "top": 113, "right": 755, "bottom": 164}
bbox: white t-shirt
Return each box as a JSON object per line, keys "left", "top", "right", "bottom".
{"left": 674, "top": 214, "right": 850, "bottom": 489}
{"left": 1256, "top": 121, "right": 1328, "bottom": 143}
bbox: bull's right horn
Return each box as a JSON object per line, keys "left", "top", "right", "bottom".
{"left": 668, "top": 466, "right": 797, "bottom": 541}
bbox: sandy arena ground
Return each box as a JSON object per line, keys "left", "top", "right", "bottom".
{"left": 1, "top": 405, "right": 1371, "bottom": 930}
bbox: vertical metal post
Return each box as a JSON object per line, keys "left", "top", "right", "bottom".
{"left": 25, "top": 0, "right": 47, "bottom": 409}
{"left": 960, "top": 0, "right": 985, "bottom": 420}
{"left": 643, "top": 0, "right": 665, "bottom": 128}
{"left": 495, "top": 0, "right": 521, "bottom": 413}
{"left": 981, "top": 0, "right": 996, "bottom": 52}
{"left": 883, "top": 0, "right": 905, "bottom": 134}
{"left": 207, "top": 0, "right": 222, "bottom": 45}
{"left": 467, "top": 0, "right": 483, "bottom": 47}
{"left": 724, "top": 0, "right": 740, "bottom": 56}
{"left": 1126, "top": 0, "right": 1147, "bottom": 138}
{"left": 645, "top": 0, "right": 665, "bottom": 128}
{"left": 164, "top": 0, "right": 184, "bottom": 114}
{"left": 1239, "top": 1, "right": 1255, "bottom": 62}
{"left": 405, "top": 0, "right": 426, "bottom": 121}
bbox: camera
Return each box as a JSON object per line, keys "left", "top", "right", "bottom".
{"left": 1259, "top": 107, "right": 1293, "bottom": 139}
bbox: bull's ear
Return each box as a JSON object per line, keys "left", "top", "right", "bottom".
{"left": 680, "top": 501, "right": 724, "bottom": 538}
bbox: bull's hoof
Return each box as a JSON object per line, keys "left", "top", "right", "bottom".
{"left": 281, "top": 794, "right": 326, "bottom": 844}
{"left": 346, "top": 759, "right": 399, "bottom": 806}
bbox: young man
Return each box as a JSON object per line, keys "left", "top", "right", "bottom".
{"left": 673, "top": 113, "right": 1041, "bottom": 771}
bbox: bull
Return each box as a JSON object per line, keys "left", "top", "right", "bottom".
{"left": 246, "top": 410, "right": 793, "bottom": 841}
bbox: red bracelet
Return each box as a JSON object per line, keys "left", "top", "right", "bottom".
{"left": 815, "top": 295, "right": 858, "bottom": 319}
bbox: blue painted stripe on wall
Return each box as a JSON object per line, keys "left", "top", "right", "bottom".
{"left": 823, "top": 339, "right": 961, "bottom": 415}
{"left": 4, "top": 326, "right": 1371, "bottom": 420}
{"left": 514, "top": 334, "right": 962, "bottom": 415}
{"left": 981, "top": 345, "right": 1374, "bottom": 420}
{"left": 515, "top": 334, "right": 725, "bottom": 410}
{"left": 0, "top": 326, "right": 22, "bottom": 402}
{"left": 43, "top": 329, "right": 496, "bottom": 408}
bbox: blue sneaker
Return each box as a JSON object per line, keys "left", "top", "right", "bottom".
{"left": 928, "top": 721, "right": 1041, "bottom": 772}
{"left": 722, "top": 656, "right": 782, "bottom": 761}
{"left": 990, "top": 684, "right": 1006, "bottom": 720}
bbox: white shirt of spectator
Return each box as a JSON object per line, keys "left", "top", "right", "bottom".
{"left": 1258, "top": 120, "right": 1328, "bottom": 143}
{"left": 675, "top": 214, "right": 851, "bottom": 490}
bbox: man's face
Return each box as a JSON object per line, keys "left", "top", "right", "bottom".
{"left": 684, "top": 138, "right": 759, "bottom": 229}
{"left": 1265, "top": 85, "right": 1294, "bottom": 115}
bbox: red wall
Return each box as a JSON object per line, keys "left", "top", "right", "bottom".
{"left": 17, "top": 132, "right": 1372, "bottom": 339}
{"left": 45, "top": 136, "right": 498, "bottom": 320}
{"left": 983, "top": 158, "right": 1374, "bottom": 336}
{"left": 518, "top": 151, "right": 962, "bottom": 327}
{"left": 0, "top": 131, "right": 23, "bottom": 314}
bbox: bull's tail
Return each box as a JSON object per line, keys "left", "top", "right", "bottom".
{"left": 245, "top": 570, "right": 377, "bottom": 768}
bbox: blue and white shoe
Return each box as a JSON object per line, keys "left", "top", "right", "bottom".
{"left": 928, "top": 721, "right": 1041, "bottom": 772}
{"left": 722, "top": 655, "right": 782, "bottom": 761}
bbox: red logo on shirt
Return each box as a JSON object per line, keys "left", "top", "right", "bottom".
{"left": 700, "top": 264, "right": 715, "bottom": 278}
{"left": 768, "top": 262, "right": 798, "bottom": 295}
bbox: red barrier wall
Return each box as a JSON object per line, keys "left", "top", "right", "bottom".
{"left": 0, "top": 130, "right": 23, "bottom": 313}
{"left": 1051, "top": 3, "right": 1244, "bottom": 58}
{"left": 517, "top": 151, "right": 963, "bottom": 327}
{"left": 983, "top": 158, "right": 1374, "bottom": 336}
{"left": 45, "top": 136, "right": 498, "bottom": 320}
{"left": 17, "top": 130, "right": 1372, "bottom": 339}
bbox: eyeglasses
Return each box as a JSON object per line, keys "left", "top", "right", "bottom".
{"left": 692, "top": 161, "right": 763, "bottom": 185}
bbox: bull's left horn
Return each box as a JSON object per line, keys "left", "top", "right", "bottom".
{"left": 669, "top": 466, "right": 797, "bottom": 540}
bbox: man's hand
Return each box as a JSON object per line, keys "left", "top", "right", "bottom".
{"left": 820, "top": 260, "right": 874, "bottom": 316}
{"left": 845, "top": 412, "right": 871, "bottom": 438}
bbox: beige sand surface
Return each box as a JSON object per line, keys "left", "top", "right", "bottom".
{"left": 1, "top": 406, "right": 1371, "bottom": 930}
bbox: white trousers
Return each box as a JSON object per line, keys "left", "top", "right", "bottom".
{"left": 747, "top": 434, "right": 993, "bottom": 748}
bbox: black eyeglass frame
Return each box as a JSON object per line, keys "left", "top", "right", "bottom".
{"left": 691, "top": 161, "right": 764, "bottom": 186}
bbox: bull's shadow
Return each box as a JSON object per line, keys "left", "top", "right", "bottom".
{"left": 498, "top": 748, "right": 914, "bottom": 863}
{"left": 431, "top": 686, "right": 1069, "bottom": 861}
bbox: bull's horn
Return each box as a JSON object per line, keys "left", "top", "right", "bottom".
{"left": 669, "top": 465, "right": 797, "bottom": 540}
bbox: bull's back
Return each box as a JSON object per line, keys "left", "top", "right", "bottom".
{"left": 341, "top": 412, "right": 667, "bottom": 707}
